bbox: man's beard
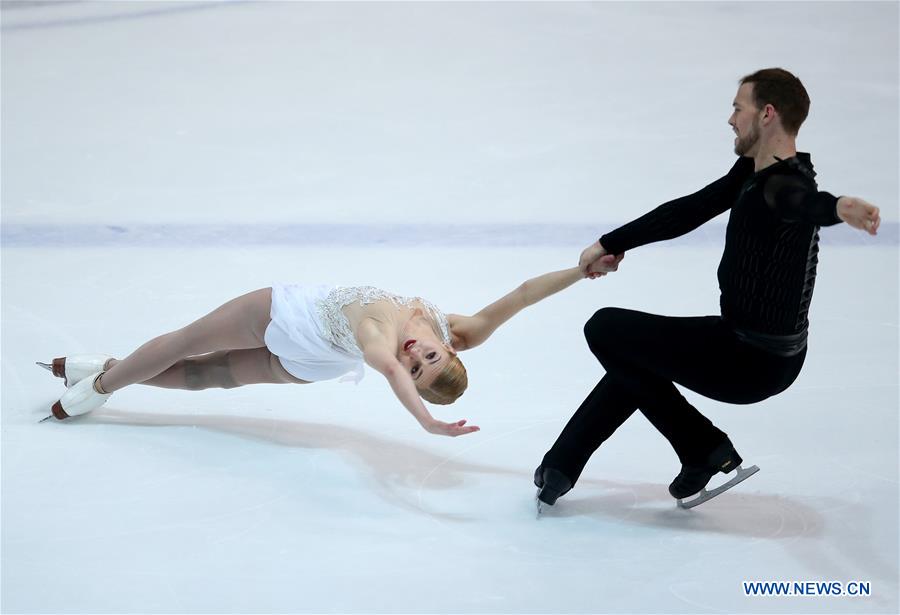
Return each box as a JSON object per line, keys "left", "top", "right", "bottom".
{"left": 734, "top": 121, "right": 760, "bottom": 156}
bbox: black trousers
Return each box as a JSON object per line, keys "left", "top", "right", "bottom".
{"left": 541, "top": 307, "right": 807, "bottom": 484}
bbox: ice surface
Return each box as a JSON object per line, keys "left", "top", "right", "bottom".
{"left": 2, "top": 2, "right": 897, "bottom": 614}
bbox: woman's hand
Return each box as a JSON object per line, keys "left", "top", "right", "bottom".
{"left": 580, "top": 241, "right": 625, "bottom": 279}
{"left": 585, "top": 253, "right": 625, "bottom": 279}
{"left": 423, "top": 418, "right": 480, "bottom": 437}
{"left": 578, "top": 240, "right": 608, "bottom": 273}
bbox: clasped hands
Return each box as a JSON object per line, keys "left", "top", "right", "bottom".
{"left": 579, "top": 241, "right": 625, "bottom": 279}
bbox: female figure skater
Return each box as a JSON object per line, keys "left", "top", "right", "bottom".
{"left": 41, "top": 257, "right": 620, "bottom": 435}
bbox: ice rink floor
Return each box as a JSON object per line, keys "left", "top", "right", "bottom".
{"left": 2, "top": 1, "right": 898, "bottom": 614}
{"left": 3, "top": 245, "right": 898, "bottom": 614}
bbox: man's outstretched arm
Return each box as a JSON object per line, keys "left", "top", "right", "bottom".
{"left": 579, "top": 156, "right": 755, "bottom": 274}
{"left": 764, "top": 174, "right": 881, "bottom": 234}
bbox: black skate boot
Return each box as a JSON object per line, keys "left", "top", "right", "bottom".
{"left": 534, "top": 465, "right": 573, "bottom": 507}
{"left": 668, "top": 438, "right": 743, "bottom": 499}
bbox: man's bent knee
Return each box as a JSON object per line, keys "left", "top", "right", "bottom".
{"left": 584, "top": 307, "right": 625, "bottom": 357}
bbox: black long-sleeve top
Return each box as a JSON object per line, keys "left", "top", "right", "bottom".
{"left": 599, "top": 153, "right": 842, "bottom": 354}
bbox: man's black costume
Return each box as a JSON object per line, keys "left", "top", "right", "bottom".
{"left": 538, "top": 154, "right": 843, "bottom": 502}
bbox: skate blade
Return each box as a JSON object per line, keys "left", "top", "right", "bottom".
{"left": 677, "top": 464, "right": 760, "bottom": 509}
{"left": 534, "top": 488, "right": 561, "bottom": 518}
{"left": 36, "top": 361, "right": 52, "bottom": 372}
{"left": 38, "top": 414, "right": 54, "bottom": 423}
{"left": 535, "top": 488, "right": 547, "bottom": 518}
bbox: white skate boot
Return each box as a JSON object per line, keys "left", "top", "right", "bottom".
{"left": 37, "top": 355, "right": 112, "bottom": 387}
{"left": 42, "top": 372, "right": 111, "bottom": 422}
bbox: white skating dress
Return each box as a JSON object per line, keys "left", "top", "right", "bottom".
{"left": 264, "top": 285, "right": 452, "bottom": 383}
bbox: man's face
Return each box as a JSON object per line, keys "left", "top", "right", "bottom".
{"left": 728, "top": 83, "right": 762, "bottom": 156}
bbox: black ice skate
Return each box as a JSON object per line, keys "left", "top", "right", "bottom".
{"left": 670, "top": 438, "right": 759, "bottom": 509}
{"left": 534, "top": 466, "right": 572, "bottom": 516}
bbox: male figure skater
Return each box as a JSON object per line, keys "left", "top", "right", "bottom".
{"left": 536, "top": 68, "right": 881, "bottom": 508}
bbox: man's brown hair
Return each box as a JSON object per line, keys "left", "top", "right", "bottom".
{"left": 740, "top": 68, "right": 810, "bottom": 135}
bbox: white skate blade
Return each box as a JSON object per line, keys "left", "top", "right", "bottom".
{"left": 676, "top": 464, "right": 759, "bottom": 509}
{"left": 36, "top": 361, "right": 52, "bottom": 372}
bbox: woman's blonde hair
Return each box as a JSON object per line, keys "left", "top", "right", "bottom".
{"left": 418, "top": 355, "right": 468, "bottom": 405}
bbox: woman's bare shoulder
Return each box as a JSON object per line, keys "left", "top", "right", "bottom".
{"left": 354, "top": 316, "right": 395, "bottom": 351}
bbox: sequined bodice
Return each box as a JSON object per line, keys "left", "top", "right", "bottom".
{"left": 315, "top": 286, "right": 451, "bottom": 357}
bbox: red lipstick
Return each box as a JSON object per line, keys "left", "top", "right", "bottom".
{"left": 403, "top": 339, "right": 416, "bottom": 351}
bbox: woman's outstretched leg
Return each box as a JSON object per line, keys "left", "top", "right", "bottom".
{"left": 48, "top": 288, "right": 288, "bottom": 420}
{"left": 105, "top": 347, "right": 309, "bottom": 389}
{"left": 98, "top": 288, "right": 274, "bottom": 392}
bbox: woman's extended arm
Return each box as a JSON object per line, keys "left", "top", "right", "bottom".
{"left": 450, "top": 266, "right": 585, "bottom": 351}
{"left": 357, "top": 320, "right": 479, "bottom": 437}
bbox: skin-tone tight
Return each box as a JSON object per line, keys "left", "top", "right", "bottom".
{"left": 98, "top": 288, "right": 306, "bottom": 393}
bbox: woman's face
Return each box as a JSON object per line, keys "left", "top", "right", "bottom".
{"left": 397, "top": 314, "right": 454, "bottom": 388}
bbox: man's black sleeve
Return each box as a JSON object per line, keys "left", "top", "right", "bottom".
{"left": 599, "top": 157, "right": 754, "bottom": 255}
{"left": 762, "top": 174, "right": 842, "bottom": 226}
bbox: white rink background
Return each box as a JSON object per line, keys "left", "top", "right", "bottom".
{"left": 1, "top": 2, "right": 898, "bottom": 614}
